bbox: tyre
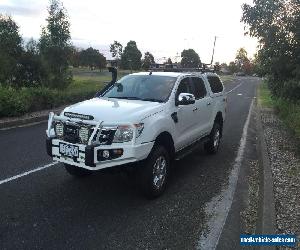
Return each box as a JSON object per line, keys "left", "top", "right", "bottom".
{"left": 138, "top": 145, "right": 170, "bottom": 199}
{"left": 204, "top": 122, "right": 221, "bottom": 154}
{"left": 64, "top": 164, "right": 92, "bottom": 177}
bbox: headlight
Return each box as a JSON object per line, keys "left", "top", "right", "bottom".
{"left": 113, "top": 125, "right": 134, "bottom": 143}
{"left": 79, "top": 126, "right": 90, "bottom": 144}
{"left": 112, "top": 123, "right": 144, "bottom": 143}
{"left": 55, "top": 122, "right": 64, "bottom": 137}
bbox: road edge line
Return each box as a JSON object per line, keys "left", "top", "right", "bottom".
{"left": 0, "top": 115, "right": 49, "bottom": 130}
{"left": 0, "top": 106, "right": 65, "bottom": 130}
{"left": 197, "top": 99, "right": 254, "bottom": 250}
{"left": 226, "top": 82, "right": 243, "bottom": 94}
{"left": 0, "top": 162, "right": 59, "bottom": 185}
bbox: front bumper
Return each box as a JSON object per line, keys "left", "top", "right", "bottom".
{"left": 46, "top": 137, "right": 154, "bottom": 170}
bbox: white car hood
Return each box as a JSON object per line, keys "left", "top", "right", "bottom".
{"left": 62, "top": 97, "right": 163, "bottom": 123}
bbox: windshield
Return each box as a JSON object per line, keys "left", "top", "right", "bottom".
{"left": 101, "top": 75, "right": 177, "bottom": 102}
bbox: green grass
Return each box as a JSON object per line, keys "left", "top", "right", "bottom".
{"left": 70, "top": 68, "right": 136, "bottom": 97}
{"left": 71, "top": 68, "right": 137, "bottom": 90}
{"left": 258, "top": 81, "right": 274, "bottom": 108}
{"left": 258, "top": 81, "right": 300, "bottom": 139}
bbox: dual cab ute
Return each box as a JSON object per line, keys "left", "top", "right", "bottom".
{"left": 46, "top": 71, "right": 226, "bottom": 198}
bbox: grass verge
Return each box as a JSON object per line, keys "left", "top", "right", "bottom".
{"left": 0, "top": 68, "right": 134, "bottom": 118}
{"left": 258, "top": 81, "right": 300, "bottom": 139}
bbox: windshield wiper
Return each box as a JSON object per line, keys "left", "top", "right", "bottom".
{"left": 141, "top": 98, "right": 163, "bottom": 103}
{"left": 107, "top": 96, "right": 141, "bottom": 100}
{"left": 107, "top": 97, "right": 163, "bottom": 102}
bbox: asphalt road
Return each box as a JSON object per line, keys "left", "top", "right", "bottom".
{"left": 0, "top": 77, "right": 260, "bottom": 250}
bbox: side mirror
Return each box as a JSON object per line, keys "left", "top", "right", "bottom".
{"left": 177, "top": 93, "right": 195, "bottom": 105}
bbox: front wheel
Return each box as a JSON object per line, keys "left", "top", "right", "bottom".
{"left": 204, "top": 123, "right": 221, "bottom": 154}
{"left": 64, "top": 164, "right": 92, "bottom": 177}
{"left": 137, "top": 145, "right": 170, "bottom": 199}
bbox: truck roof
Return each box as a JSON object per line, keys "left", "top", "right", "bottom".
{"left": 131, "top": 72, "right": 183, "bottom": 77}
{"left": 130, "top": 71, "right": 220, "bottom": 78}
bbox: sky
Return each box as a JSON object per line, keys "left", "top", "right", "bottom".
{"left": 0, "top": 0, "right": 258, "bottom": 64}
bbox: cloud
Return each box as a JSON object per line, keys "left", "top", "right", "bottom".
{"left": 0, "top": 5, "right": 41, "bottom": 17}
{"left": 0, "top": 0, "right": 45, "bottom": 17}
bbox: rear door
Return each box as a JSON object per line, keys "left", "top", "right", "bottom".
{"left": 190, "top": 76, "right": 213, "bottom": 136}
{"left": 206, "top": 75, "right": 226, "bottom": 129}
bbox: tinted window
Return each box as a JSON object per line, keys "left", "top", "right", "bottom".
{"left": 207, "top": 76, "right": 223, "bottom": 93}
{"left": 176, "top": 77, "right": 191, "bottom": 94}
{"left": 102, "top": 75, "right": 176, "bottom": 102}
{"left": 191, "top": 77, "right": 207, "bottom": 99}
{"left": 175, "top": 78, "right": 193, "bottom": 104}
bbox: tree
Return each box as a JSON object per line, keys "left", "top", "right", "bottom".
{"left": 220, "top": 63, "right": 228, "bottom": 71}
{"left": 17, "top": 38, "right": 46, "bottom": 87}
{"left": 242, "top": 0, "right": 300, "bottom": 100}
{"left": 0, "top": 15, "right": 22, "bottom": 86}
{"left": 166, "top": 58, "right": 173, "bottom": 64}
{"left": 228, "top": 61, "right": 238, "bottom": 74}
{"left": 142, "top": 52, "right": 155, "bottom": 70}
{"left": 69, "top": 46, "right": 81, "bottom": 67}
{"left": 79, "top": 47, "right": 106, "bottom": 70}
{"left": 110, "top": 41, "right": 123, "bottom": 61}
{"left": 235, "top": 48, "right": 250, "bottom": 72}
{"left": 39, "top": 0, "right": 72, "bottom": 89}
{"left": 180, "top": 49, "right": 201, "bottom": 68}
{"left": 214, "top": 62, "right": 221, "bottom": 72}
{"left": 121, "top": 41, "right": 142, "bottom": 70}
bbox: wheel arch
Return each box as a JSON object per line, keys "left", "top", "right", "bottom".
{"left": 154, "top": 131, "right": 175, "bottom": 160}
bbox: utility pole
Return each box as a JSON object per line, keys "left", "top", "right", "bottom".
{"left": 210, "top": 36, "right": 217, "bottom": 65}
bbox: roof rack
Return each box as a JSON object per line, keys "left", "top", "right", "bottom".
{"left": 149, "top": 64, "right": 216, "bottom": 74}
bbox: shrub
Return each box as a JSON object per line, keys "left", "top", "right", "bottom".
{"left": 0, "top": 81, "right": 104, "bottom": 118}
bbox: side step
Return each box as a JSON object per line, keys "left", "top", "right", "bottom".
{"left": 175, "top": 136, "right": 209, "bottom": 161}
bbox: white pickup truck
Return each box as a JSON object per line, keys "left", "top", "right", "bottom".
{"left": 46, "top": 71, "right": 226, "bottom": 198}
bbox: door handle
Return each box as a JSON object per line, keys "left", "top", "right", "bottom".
{"left": 207, "top": 102, "right": 211, "bottom": 106}
{"left": 193, "top": 108, "right": 198, "bottom": 112}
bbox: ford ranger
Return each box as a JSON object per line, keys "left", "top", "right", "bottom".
{"left": 46, "top": 71, "right": 226, "bottom": 198}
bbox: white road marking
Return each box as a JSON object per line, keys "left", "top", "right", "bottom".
{"left": 237, "top": 93, "right": 243, "bottom": 96}
{"left": 197, "top": 99, "right": 254, "bottom": 250}
{"left": 226, "top": 82, "right": 243, "bottom": 94}
{"left": 0, "top": 162, "right": 59, "bottom": 185}
{"left": 0, "top": 120, "right": 47, "bottom": 131}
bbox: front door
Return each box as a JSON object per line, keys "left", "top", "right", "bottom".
{"left": 173, "top": 77, "right": 199, "bottom": 150}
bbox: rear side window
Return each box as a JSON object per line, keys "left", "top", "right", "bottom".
{"left": 207, "top": 76, "right": 223, "bottom": 93}
{"left": 190, "top": 77, "right": 207, "bottom": 99}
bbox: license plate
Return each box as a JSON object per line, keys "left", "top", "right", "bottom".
{"left": 59, "top": 143, "right": 79, "bottom": 158}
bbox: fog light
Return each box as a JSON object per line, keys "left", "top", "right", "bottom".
{"left": 79, "top": 126, "right": 89, "bottom": 144}
{"left": 102, "top": 150, "right": 110, "bottom": 159}
{"left": 97, "top": 149, "right": 123, "bottom": 161}
{"left": 55, "top": 122, "right": 64, "bottom": 137}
